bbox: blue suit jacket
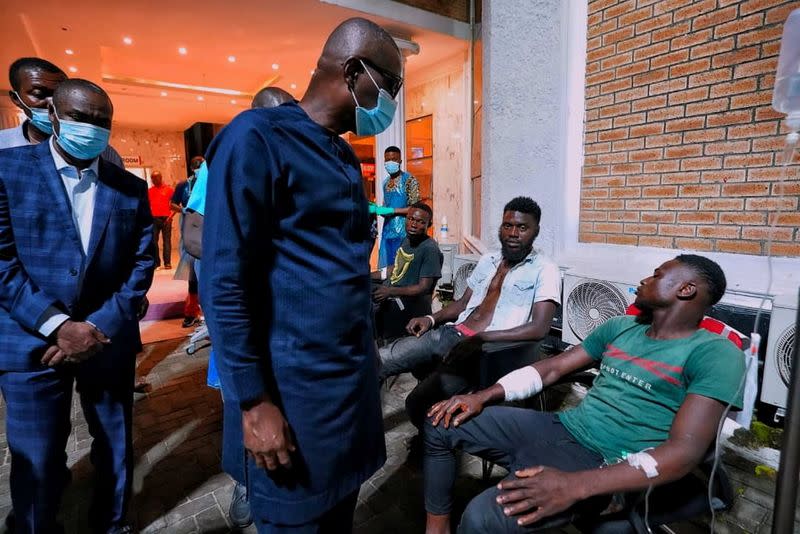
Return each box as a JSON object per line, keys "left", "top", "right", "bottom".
{"left": 0, "top": 141, "right": 155, "bottom": 372}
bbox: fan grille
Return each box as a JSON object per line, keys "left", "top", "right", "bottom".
{"left": 776, "top": 325, "right": 795, "bottom": 387}
{"left": 567, "top": 280, "right": 629, "bottom": 341}
{"left": 453, "top": 263, "right": 476, "bottom": 301}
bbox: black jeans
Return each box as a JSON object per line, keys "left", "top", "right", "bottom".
{"left": 406, "top": 354, "right": 478, "bottom": 428}
{"left": 152, "top": 216, "right": 172, "bottom": 267}
{"left": 423, "top": 407, "right": 608, "bottom": 533}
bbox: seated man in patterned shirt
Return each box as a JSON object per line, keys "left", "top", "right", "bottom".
{"left": 377, "top": 197, "right": 561, "bottom": 422}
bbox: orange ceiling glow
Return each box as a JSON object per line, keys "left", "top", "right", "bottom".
{"left": 1, "top": 0, "right": 467, "bottom": 130}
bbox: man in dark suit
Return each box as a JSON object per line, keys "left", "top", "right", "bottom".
{"left": 0, "top": 79, "right": 155, "bottom": 533}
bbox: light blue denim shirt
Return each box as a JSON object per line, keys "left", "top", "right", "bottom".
{"left": 455, "top": 249, "right": 562, "bottom": 332}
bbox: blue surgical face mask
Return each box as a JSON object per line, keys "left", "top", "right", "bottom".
{"left": 53, "top": 107, "right": 111, "bottom": 160}
{"left": 385, "top": 161, "right": 401, "bottom": 174}
{"left": 14, "top": 92, "right": 53, "bottom": 135}
{"left": 351, "top": 60, "right": 397, "bottom": 136}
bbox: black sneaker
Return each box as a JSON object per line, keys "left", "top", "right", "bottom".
{"left": 229, "top": 482, "right": 253, "bottom": 528}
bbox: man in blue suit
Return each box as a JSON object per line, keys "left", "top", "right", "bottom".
{"left": 0, "top": 79, "right": 155, "bottom": 533}
{"left": 200, "top": 18, "right": 402, "bottom": 534}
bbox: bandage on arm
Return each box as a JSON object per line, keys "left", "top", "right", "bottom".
{"left": 626, "top": 450, "right": 659, "bottom": 478}
{"left": 496, "top": 366, "right": 543, "bottom": 401}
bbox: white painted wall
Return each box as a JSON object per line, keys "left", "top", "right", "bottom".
{"left": 481, "top": 0, "right": 568, "bottom": 255}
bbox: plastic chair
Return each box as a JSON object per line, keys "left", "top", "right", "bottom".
{"left": 558, "top": 306, "right": 747, "bottom": 533}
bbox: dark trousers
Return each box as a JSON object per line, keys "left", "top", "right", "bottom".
{"left": 0, "top": 360, "right": 135, "bottom": 533}
{"left": 374, "top": 294, "right": 432, "bottom": 343}
{"left": 423, "top": 407, "right": 608, "bottom": 533}
{"left": 0, "top": 367, "right": 72, "bottom": 534}
{"left": 152, "top": 216, "right": 172, "bottom": 267}
{"left": 406, "top": 363, "right": 475, "bottom": 428}
{"left": 255, "top": 491, "right": 359, "bottom": 534}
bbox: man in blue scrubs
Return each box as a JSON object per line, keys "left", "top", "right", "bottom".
{"left": 200, "top": 17, "right": 403, "bottom": 533}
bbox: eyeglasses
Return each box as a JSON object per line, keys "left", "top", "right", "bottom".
{"left": 361, "top": 58, "right": 404, "bottom": 99}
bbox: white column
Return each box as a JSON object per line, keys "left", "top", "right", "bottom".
{"left": 481, "top": 0, "right": 569, "bottom": 256}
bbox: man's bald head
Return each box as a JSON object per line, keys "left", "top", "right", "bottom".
{"left": 53, "top": 79, "right": 112, "bottom": 114}
{"left": 251, "top": 87, "right": 294, "bottom": 109}
{"left": 301, "top": 17, "right": 402, "bottom": 134}
{"left": 49, "top": 78, "right": 113, "bottom": 130}
{"left": 320, "top": 17, "right": 401, "bottom": 68}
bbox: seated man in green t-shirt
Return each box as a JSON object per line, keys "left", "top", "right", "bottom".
{"left": 421, "top": 254, "right": 746, "bottom": 534}
{"left": 373, "top": 202, "right": 443, "bottom": 342}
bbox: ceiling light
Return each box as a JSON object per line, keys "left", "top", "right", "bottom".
{"left": 230, "top": 99, "right": 237, "bottom": 104}
{"left": 160, "top": 91, "right": 168, "bottom": 97}
{"left": 65, "top": 49, "right": 74, "bottom": 55}
{"left": 179, "top": 47, "right": 188, "bottom": 55}
{"left": 68, "top": 66, "right": 78, "bottom": 73}
{"left": 123, "top": 36, "right": 133, "bottom": 45}
{"left": 290, "top": 83, "right": 297, "bottom": 89}
{"left": 197, "top": 95, "right": 204, "bottom": 101}
{"left": 228, "top": 55, "right": 236, "bottom": 63}
{"left": 272, "top": 63, "right": 279, "bottom": 70}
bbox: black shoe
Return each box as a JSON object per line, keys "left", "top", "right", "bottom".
{"left": 182, "top": 316, "right": 199, "bottom": 328}
{"left": 229, "top": 482, "right": 253, "bottom": 528}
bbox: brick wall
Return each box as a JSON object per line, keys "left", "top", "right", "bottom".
{"left": 581, "top": 0, "right": 800, "bottom": 256}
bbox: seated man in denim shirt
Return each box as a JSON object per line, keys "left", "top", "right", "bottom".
{"left": 377, "top": 197, "right": 561, "bottom": 417}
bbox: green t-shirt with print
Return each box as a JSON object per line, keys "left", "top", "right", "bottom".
{"left": 559, "top": 316, "right": 745, "bottom": 462}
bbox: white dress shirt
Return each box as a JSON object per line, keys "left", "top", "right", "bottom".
{"left": 35, "top": 138, "right": 100, "bottom": 337}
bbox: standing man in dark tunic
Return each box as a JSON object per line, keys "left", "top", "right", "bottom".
{"left": 200, "top": 17, "right": 403, "bottom": 534}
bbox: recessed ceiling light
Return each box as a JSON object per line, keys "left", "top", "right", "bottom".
{"left": 123, "top": 36, "right": 133, "bottom": 45}
{"left": 290, "top": 83, "right": 297, "bottom": 89}
{"left": 230, "top": 99, "right": 237, "bottom": 104}
{"left": 228, "top": 55, "right": 236, "bottom": 63}
{"left": 197, "top": 95, "right": 204, "bottom": 101}
{"left": 272, "top": 63, "right": 279, "bottom": 70}
{"left": 68, "top": 66, "right": 78, "bottom": 73}
{"left": 179, "top": 47, "right": 188, "bottom": 55}
{"left": 65, "top": 49, "right": 74, "bottom": 55}
{"left": 160, "top": 91, "right": 168, "bottom": 97}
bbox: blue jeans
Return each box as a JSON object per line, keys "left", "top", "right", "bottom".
{"left": 423, "top": 407, "right": 607, "bottom": 533}
{"left": 377, "top": 325, "right": 464, "bottom": 381}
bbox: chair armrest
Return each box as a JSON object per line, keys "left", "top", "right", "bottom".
{"left": 478, "top": 340, "right": 543, "bottom": 389}
{"left": 481, "top": 340, "right": 540, "bottom": 354}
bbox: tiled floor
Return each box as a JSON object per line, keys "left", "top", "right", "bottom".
{"left": 0, "top": 337, "right": 513, "bottom": 533}
{"left": 0, "top": 336, "right": 712, "bottom": 533}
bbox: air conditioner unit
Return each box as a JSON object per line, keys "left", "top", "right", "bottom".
{"left": 761, "top": 293, "right": 797, "bottom": 411}
{"left": 438, "top": 242, "right": 459, "bottom": 285}
{"left": 562, "top": 270, "right": 638, "bottom": 346}
{"left": 452, "top": 254, "right": 480, "bottom": 301}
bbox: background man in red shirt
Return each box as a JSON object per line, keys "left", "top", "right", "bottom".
{"left": 147, "top": 170, "right": 174, "bottom": 269}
